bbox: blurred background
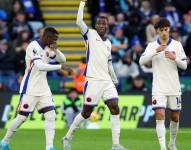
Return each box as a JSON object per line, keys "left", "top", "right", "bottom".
{"left": 0, "top": 0, "right": 191, "bottom": 129}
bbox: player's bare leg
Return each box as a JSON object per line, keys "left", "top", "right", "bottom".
{"left": 0, "top": 114, "right": 28, "bottom": 150}
{"left": 168, "top": 111, "right": 180, "bottom": 150}
{"left": 62, "top": 105, "right": 94, "bottom": 150}
{"left": 106, "top": 99, "right": 127, "bottom": 150}
{"left": 155, "top": 109, "right": 166, "bottom": 150}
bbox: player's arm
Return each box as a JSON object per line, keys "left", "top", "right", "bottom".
{"left": 54, "top": 49, "right": 66, "bottom": 63}
{"left": 33, "top": 59, "right": 73, "bottom": 74}
{"left": 166, "top": 42, "right": 187, "bottom": 70}
{"left": 33, "top": 58, "right": 61, "bottom": 71}
{"left": 76, "top": 0, "right": 88, "bottom": 35}
{"left": 139, "top": 44, "right": 166, "bottom": 65}
{"left": 176, "top": 42, "right": 187, "bottom": 70}
{"left": 108, "top": 60, "right": 118, "bottom": 85}
{"left": 49, "top": 43, "right": 66, "bottom": 63}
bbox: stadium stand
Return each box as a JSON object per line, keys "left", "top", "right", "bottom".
{"left": 0, "top": 0, "right": 191, "bottom": 93}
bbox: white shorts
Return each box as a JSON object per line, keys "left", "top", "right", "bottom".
{"left": 83, "top": 79, "right": 118, "bottom": 105}
{"left": 152, "top": 95, "right": 182, "bottom": 111}
{"left": 17, "top": 94, "right": 55, "bottom": 115}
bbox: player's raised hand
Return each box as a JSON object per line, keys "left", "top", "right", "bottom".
{"left": 156, "top": 45, "right": 166, "bottom": 53}
{"left": 165, "top": 51, "right": 176, "bottom": 60}
{"left": 49, "top": 43, "right": 58, "bottom": 51}
{"left": 61, "top": 64, "right": 74, "bottom": 75}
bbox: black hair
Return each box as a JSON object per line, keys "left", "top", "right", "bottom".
{"left": 43, "top": 27, "right": 58, "bottom": 36}
{"left": 96, "top": 16, "right": 108, "bottom": 23}
{"left": 154, "top": 18, "right": 171, "bottom": 29}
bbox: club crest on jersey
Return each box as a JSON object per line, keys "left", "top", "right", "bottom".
{"left": 152, "top": 99, "right": 157, "bottom": 105}
{"left": 23, "top": 104, "right": 29, "bottom": 109}
{"left": 86, "top": 97, "right": 92, "bottom": 102}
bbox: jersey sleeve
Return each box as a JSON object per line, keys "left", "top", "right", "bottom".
{"left": 175, "top": 42, "right": 187, "bottom": 70}
{"left": 76, "top": 1, "right": 88, "bottom": 36}
{"left": 108, "top": 41, "right": 112, "bottom": 61}
{"left": 139, "top": 43, "right": 157, "bottom": 65}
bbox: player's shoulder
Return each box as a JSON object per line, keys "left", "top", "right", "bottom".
{"left": 27, "top": 40, "right": 39, "bottom": 48}
{"left": 170, "top": 38, "right": 181, "bottom": 45}
{"left": 147, "top": 40, "right": 158, "bottom": 47}
{"left": 26, "top": 40, "right": 42, "bottom": 56}
{"left": 84, "top": 28, "right": 93, "bottom": 34}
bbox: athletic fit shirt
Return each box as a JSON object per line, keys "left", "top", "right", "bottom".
{"left": 77, "top": 1, "right": 112, "bottom": 81}
{"left": 83, "top": 29, "right": 112, "bottom": 81}
{"left": 19, "top": 40, "right": 61, "bottom": 96}
{"left": 140, "top": 38, "right": 187, "bottom": 96}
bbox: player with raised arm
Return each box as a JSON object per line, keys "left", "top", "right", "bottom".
{"left": 139, "top": 18, "right": 187, "bottom": 150}
{"left": 62, "top": 0, "right": 127, "bottom": 150}
{"left": 0, "top": 27, "right": 73, "bottom": 150}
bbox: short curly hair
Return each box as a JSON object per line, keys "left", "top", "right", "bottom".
{"left": 154, "top": 18, "right": 171, "bottom": 29}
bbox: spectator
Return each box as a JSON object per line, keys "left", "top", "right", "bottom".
{"left": 160, "top": 2, "right": 182, "bottom": 29}
{"left": 20, "top": 0, "right": 43, "bottom": 21}
{"left": 0, "top": 39, "right": 15, "bottom": 71}
{"left": 62, "top": 88, "right": 81, "bottom": 128}
{"left": 130, "top": 36, "right": 143, "bottom": 64}
{"left": 73, "top": 57, "right": 86, "bottom": 93}
{"left": 146, "top": 14, "right": 159, "bottom": 43}
{"left": 14, "top": 30, "right": 30, "bottom": 51}
{"left": 127, "top": 75, "right": 149, "bottom": 92}
{"left": 182, "top": 11, "right": 191, "bottom": 35}
{"left": 0, "top": 21, "right": 9, "bottom": 40}
{"left": 114, "top": 51, "right": 139, "bottom": 79}
{"left": 170, "top": 28, "right": 182, "bottom": 42}
{"left": 108, "top": 14, "right": 116, "bottom": 35}
{"left": 116, "top": 12, "right": 128, "bottom": 29}
{"left": 139, "top": 0, "right": 155, "bottom": 24}
{"left": 10, "top": 0, "right": 23, "bottom": 22}
{"left": 125, "top": 11, "right": 145, "bottom": 41}
{"left": 9, "top": 12, "right": 33, "bottom": 39}
{"left": 15, "top": 42, "right": 28, "bottom": 74}
{"left": 111, "top": 26, "right": 128, "bottom": 62}
{"left": 0, "top": 39, "right": 17, "bottom": 91}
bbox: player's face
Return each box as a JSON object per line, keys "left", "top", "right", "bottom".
{"left": 95, "top": 18, "right": 108, "bottom": 37}
{"left": 43, "top": 34, "right": 58, "bottom": 46}
{"left": 157, "top": 27, "right": 170, "bottom": 40}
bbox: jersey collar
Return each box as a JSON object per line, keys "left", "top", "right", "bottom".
{"left": 36, "top": 39, "right": 45, "bottom": 49}
{"left": 157, "top": 37, "right": 172, "bottom": 46}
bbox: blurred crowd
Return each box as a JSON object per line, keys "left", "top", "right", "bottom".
{"left": 87, "top": 0, "right": 191, "bottom": 93}
{"left": 0, "top": 0, "right": 191, "bottom": 93}
{"left": 0, "top": 0, "right": 44, "bottom": 91}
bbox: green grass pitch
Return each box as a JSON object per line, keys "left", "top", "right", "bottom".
{"left": 0, "top": 129, "right": 190, "bottom": 150}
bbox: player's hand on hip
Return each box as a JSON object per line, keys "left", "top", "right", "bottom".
{"left": 156, "top": 45, "right": 166, "bottom": 53}
{"left": 61, "top": 64, "right": 74, "bottom": 75}
{"left": 165, "top": 51, "right": 176, "bottom": 60}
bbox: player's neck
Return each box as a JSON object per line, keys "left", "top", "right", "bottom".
{"left": 100, "top": 34, "right": 107, "bottom": 41}
{"left": 159, "top": 37, "right": 169, "bottom": 46}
